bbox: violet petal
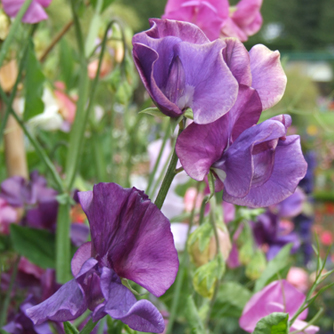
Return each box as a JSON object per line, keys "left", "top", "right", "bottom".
{"left": 78, "top": 183, "right": 179, "bottom": 297}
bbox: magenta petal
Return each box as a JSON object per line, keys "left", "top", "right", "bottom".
{"left": 26, "top": 279, "right": 87, "bottom": 325}
{"left": 2, "top": 0, "right": 49, "bottom": 23}
{"left": 249, "top": 45, "right": 287, "bottom": 110}
{"left": 78, "top": 183, "right": 179, "bottom": 297}
{"left": 176, "top": 117, "right": 229, "bottom": 181}
{"left": 239, "top": 280, "right": 306, "bottom": 333}
{"left": 290, "top": 319, "right": 319, "bottom": 334}
{"left": 98, "top": 267, "right": 165, "bottom": 333}
{"left": 233, "top": 0, "right": 263, "bottom": 33}
{"left": 224, "top": 135, "right": 307, "bottom": 207}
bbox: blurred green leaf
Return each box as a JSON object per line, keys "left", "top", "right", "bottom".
{"left": 252, "top": 312, "right": 289, "bottom": 334}
{"left": 59, "top": 39, "right": 76, "bottom": 90}
{"left": 10, "top": 225, "right": 55, "bottom": 269}
{"left": 254, "top": 244, "right": 293, "bottom": 292}
{"left": 185, "top": 296, "right": 205, "bottom": 334}
{"left": 212, "top": 282, "right": 251, "bottom": 318}
{"left": 23, "top": 40, "right": 45, "bottom": 121}
{"left": 246, "top": 249, "right": 267, "bottom": 280}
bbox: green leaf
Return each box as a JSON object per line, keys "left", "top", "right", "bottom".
{"left": 252, "top": 312, "right": 289, "bottom": 334}
{"left": 138, "top": 107, "right": 168, "bottom": 118}
{"left": 64, "top": 322, "right": 79, "bottom": 334}
{"left": 59, "top": 39, "right": 76, "bottom": 90}
{"left": 246, "top": 249, "right": 267, "bottom": 280}
{"left": 212, "top": 282, "right": 252, "bottom": 318}
{"left": 10, "top": 224, "right": 55, "bottom": 269}
{"left": 254, "top": 244, "right": 293, "bottom": 292}
{"left": 23, "top": 40, "right": 45, "bottom": 121}
{"left": 193, "top": 254, "right": 225, "bottom": 298}
{"left": 185, "top": 296, "right": 205, "bottom": 334}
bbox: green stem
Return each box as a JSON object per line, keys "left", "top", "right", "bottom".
{"left": 0, "top": 256, "right": 21, "bottom": 327}
{"left": 165, "top": 182, "right": 201, "bottom": 334}
{"left": 154, "top": 121, "right": 184, "bottom": 210}
{"left": 146, "top": 120, "right": 170, "bottom": 194}
{"left": 0, "top": 0, "right": 34, "bottom": 69}
{"left": 56, "top": 202, "right": 72, "bottom": 283}
{"left": 289, "top": 308, "right": 323, "bottom": 334}
{"left": 79, "top": 319, "right": 98, "bottom": 334}
{"left": 65, "top": 19, "right": 116, "bottom": 189}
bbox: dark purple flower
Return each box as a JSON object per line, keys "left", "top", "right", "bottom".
{"left": 0, "top": 172, "right": 58, "bottom": 231}
{"left": 3, "top": 296, "right": 53, "bottom": 334}
{"left": 132, "top": 18, "right": 239, "bottom": 124}
{"left": 252, "top": 211, "right": 300, "bottom": 260}
{"left": 26, "top": 183, "right": 179, "bottom": 333}
{"left": 271, "top": 187, "right": 306, "bottom": 218}
{"left": 177, "top": 112, "right": 307, "bottom": 208}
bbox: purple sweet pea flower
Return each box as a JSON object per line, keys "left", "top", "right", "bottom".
{"left": 26, "top": 183, "right": 179, "bottom": 333}
{"left": 177, "top": 113, "right": 307, "bottom": 208}
{"left": 239, "top": 280, "right": 319, "bottom": 334}
{"left": 0, "top": 171, "right": 58, "bottom": 231}
{"left": 132, "top": 18, "right": 239, "bottom": 124}
{"left": 2, "top": 0, "right": 52, "bottom": 24}
{"left": 252, "top": 211, "right": 300, "bottom": 260}
{"left": 273, "top": 187, "right": 306, "bottom": 218}
{"left": 3, "top": 296, "right": 54, "bottom": 334}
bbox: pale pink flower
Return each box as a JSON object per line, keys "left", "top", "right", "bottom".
{"left": 287, "top": 267, "right": 309, "bottom": 293}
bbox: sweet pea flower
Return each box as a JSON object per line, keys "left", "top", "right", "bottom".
{"left": 0, "top": 171, "right": 58, "bottom": 231}
{"left": 162, "top": 0, "right": 230, "bottom": 41}
{"left": 221, "top": 0, "right": 263, "bottom": 42}
{"left": 132, "top": 18, "right": 238, "bottom": 124}
{"left": 27, "top": 183, "right": 179, "bottom": 333}
{"left": 163, "top": 0, "right": 262, "bottom": 42}
{"left": 252, "top": 211, "right": 300, "bottom": 260}
{"left": 287, "top": 267, "right": 309, "bottom": 293}
{"left": 239, "top": 280, "right": 319, "bottom": 334}
{"left": 2, "top": 0, "right": 52, "bottom": 24}
{"left": 177, "top": 112, "right": 307, "bottom": 208}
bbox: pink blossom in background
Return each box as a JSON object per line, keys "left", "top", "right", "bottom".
{"left": 287, "top": 267, "right": 309, "bottom": 293}
{"left": 239, "top": 280, "right": 319, "bottom": 334}
{"left": 221, "top": 0, "right": 263, "bottom": 42}
{"left": 162, "top": 0, "right": 229, "bottom": 41}
{"left": 162, "top": 0, "right": 263, "bottom": 41}
{"left": 184, "top": 187, "right": 203, "bottom": 213}
{"left": 2, "top": 0, "right": 52, "bottom": 24}
{"left": 54, "top": 82, "right": 77, "bottom": 125}
{"left": 0, "top": 198, "right": 18, "bottom": 234}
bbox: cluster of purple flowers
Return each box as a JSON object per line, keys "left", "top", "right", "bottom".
{"left": 133, "top": 18, "right": 307, "bottom": 208}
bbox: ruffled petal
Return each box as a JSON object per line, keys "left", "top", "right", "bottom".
{"left": 219, "top": 119, "right": 286, "bottom": 198}
{"left": 223, "top": 135, "right": 308, "bottom": 207}
{"left": 174, "top": 39, "right": 238, "bottom": 124}
{"left": 239, "top": 280, "right": 306, "bottom": 333}
{"left": 249, "top": 44, "right": 287, "bottom": 110}
{"left": 97, "top": 267, "right": 165, "bottom": 333}
{"left": 176, "top": 116, "right": 229, "bottom": 181}
{"left": 276, "top": 187, "right": 306, "bottom": 218}
{"left": 222, "top": 38, "right": 252, "bottom": 86}
{"left": 78, "top": 183, "right": 179, "bottom": 297}
{"left": 26, "top": 279, "right": 87, "bottom": 324}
